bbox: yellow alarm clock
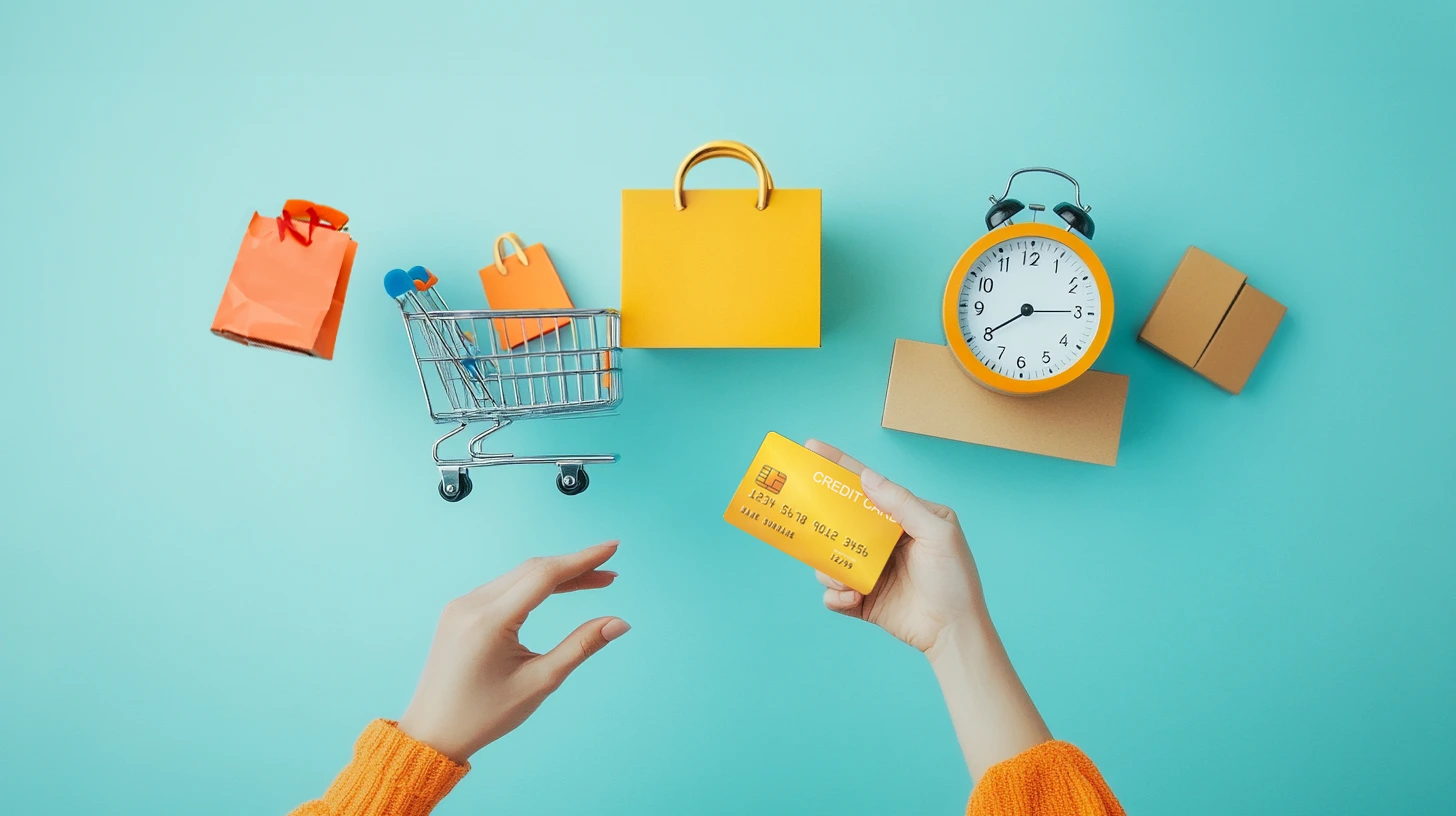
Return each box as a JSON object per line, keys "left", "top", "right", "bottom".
{"left": 941, "top": 167, "right": 1114, "bottom": 395}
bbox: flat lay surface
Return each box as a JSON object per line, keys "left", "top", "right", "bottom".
{"left": 2, "top": 2, "right": 1453, "bottom": 814}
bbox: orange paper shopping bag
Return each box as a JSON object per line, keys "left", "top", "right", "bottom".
{"left": 211, "top": 200, "right": 357, "bottom": 359}
{"left": 621, "top": 140, "right": 821, "bottom": 348}
{"left": 477, "top": 232, "right": 573, "bottom": 348}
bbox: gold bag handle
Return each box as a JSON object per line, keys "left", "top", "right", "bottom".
{"left": 493, "top": 232, "right": 530, "bottom": 276}
{"left": 673, "top": 140, "right": 775, "bottom": 211}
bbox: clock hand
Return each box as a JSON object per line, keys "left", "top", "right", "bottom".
{"left": 988, "top": 313, "right": 1024, "bottom": 334}
{"left": 1034, "top": 309, "right": 1071, "bottom": 313}
{"left": 987, "top": 303, "right": 1038, "bottom": 336}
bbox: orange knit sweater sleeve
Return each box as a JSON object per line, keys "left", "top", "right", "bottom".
{"left": 288, "top": 720, "right": 469, "bottom": 816}
{"left": 292, "top": 725, "right": 1119, "bottom": 816}
{"left": 967, "top": 741, "right": 1124, "bottom": 816}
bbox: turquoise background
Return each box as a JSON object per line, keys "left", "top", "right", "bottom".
{"left": 2, "top": 1, "right": 1453, "bottom": 813}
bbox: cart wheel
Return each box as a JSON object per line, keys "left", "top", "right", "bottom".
{"left": 439, "top": 472, "right": 473, "bottom": 502}
{"left": 556, "top": 466, "right": 589, "bottom": 496}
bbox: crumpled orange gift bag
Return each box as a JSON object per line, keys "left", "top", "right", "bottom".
{"left": 211, "top": 200, "right": 357, "bottom": 359}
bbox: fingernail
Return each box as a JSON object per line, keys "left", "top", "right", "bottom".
{"left": 860, "top": 468, "right": 885, "bottom": 490}
{"left": 836, "top": 590, "right": 859, "bottom": 605}
{"left": 599, "top": 540, "right": 620, "bottom": 550}
{"left": 602, "top": 619, "right": 631, "bottom": 641}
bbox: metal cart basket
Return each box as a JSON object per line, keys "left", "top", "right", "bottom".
{"left": 385, "top": 266, "right": 622, "bottom": 502}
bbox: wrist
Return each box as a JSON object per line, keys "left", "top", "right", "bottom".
{"left": 398, "top": 710, "right": 473, "bottom": 764}
{"left": 925, "top": 610, "right": 1002, "bottom": 678}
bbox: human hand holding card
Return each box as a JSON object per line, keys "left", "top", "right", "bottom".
{"left": 723, "top": 432, "right": 904, "bottom": 594}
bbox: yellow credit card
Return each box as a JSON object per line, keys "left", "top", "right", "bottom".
{"left": 723, "top": 432, "right": 904, "bottom": 594}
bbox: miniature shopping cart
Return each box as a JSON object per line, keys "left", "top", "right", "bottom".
{"left": 384, "top": 266, "right": 622, "bottom": 502}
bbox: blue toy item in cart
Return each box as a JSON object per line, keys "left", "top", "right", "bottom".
{"left": 384, "top": 266, "right": 623, "bottom": 502}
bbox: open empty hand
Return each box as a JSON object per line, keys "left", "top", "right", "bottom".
{"left": 397, "top": 542, "right": 630, "bottom": 763}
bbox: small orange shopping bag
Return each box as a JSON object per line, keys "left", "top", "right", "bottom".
{"left": 211, "top": 200, "right": 357, "bottom": 359}
{"left": 477, "top": 232, "right": 574, "bottom": 347}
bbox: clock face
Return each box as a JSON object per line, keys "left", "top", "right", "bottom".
{"left": 954, "top": 234, "right": 1104, "bottom": 384}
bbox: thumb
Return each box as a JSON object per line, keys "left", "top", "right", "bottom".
{"left": 860, "top": 468, "right": 944, "bottom": 539}
{"left": 534, "top": 616, "right": 630, "bottom": 689}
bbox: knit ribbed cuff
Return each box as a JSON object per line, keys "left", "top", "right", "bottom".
{"left": 322, "top": 720, "right": 469, "bottom": 816}
{"left": 967, "top": 741, "right": 1124, "bottom": 816}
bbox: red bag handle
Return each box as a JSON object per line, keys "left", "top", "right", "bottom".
{"left": 275, "top": 200, "right": 350, "bottom": 245}
{"left": 283, "top": 200, "right": 348, "bottom": 228}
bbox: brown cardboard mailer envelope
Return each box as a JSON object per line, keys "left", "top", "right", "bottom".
{"left": 881, "top": 339, "right": 1128, "bottom": 466}
{"left": 1139, "top": 247, "right": 1246, "bottom": 367}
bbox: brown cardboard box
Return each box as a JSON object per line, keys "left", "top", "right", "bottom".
{"left": 1139, "top": 247, "right": 1286, "bottom": 394}
{"left": 881, "top": 339, "right": 1128, "bottom": 466}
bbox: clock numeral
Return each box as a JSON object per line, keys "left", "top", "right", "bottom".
{"left": 1023, "top": 251, "right": 1040, "bottom": 266}
{"left": 1053, "top": 258, "right": 1059, "bottom": 273}
{"left": 1059, "top": 334, "right": 1068, "bottom": 346}
{"left": 997, "top": 346, "right": 1006, "bottom": 360}
{"left": 1042, "top": 351, "right": 1051, "bottom": 364}
{"left": 973, "top": 300, "right": 984, "bottom": 316}
{"left": 1073, "top": 306, "right": 1083, "bottom": 319}
{"left": 1068, "top": 281, "right": 1078, "bottom": 294}
{"left": 1016, "top": 356, "right": 1026, "bottom": 369}
{"left": 983, "top": 327, "right": 994, "bottom": 341}
{"left": 997, "top": 257, "right": 1010, "bottom": 272}
{"left": 980, "top": 277, "right": 994, "bottom": 292}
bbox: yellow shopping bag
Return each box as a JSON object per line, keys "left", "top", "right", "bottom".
{"left": 622, "top": 140, "right": 821, "bottom": 348}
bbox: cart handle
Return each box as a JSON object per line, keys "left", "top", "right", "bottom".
{"left": 383, "top": 266, "right": 439, "bottom": 299}
{"left": 673, "top": 140, "right": 775, "bottom": 211}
